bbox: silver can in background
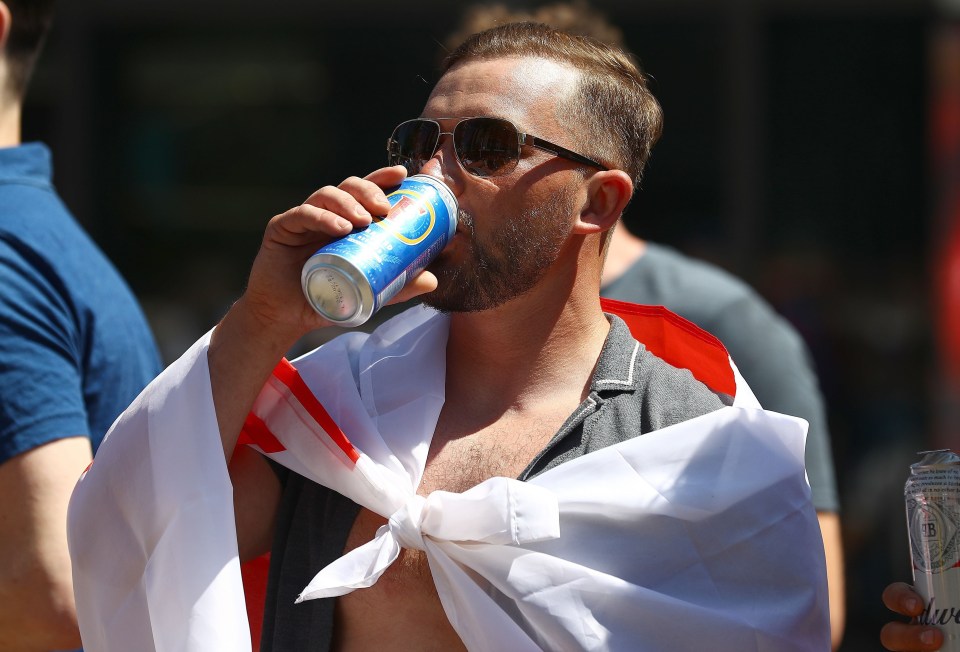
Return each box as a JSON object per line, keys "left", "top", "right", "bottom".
{"left": 301, "top": 174, "right": 457, "bottom": 327}
{"left": 905, "top": 448, "right": 960, "bottom": 649}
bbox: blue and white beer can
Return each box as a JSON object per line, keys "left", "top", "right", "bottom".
{"left": 905, "top": 449, "right": 960, "bottom": 650}
{"left": 301, "top": 174, "right": 457, "bottom": 326}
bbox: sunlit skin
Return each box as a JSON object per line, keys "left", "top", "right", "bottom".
{"left": 218, "top": 53, "right": 633, "bottom": 651}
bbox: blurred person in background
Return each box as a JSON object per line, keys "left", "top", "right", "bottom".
{"left": 0, "top": 0, "right": 161, "bottom": 649}
{"left": 447, "top": 2, "right": 846, "bottom": 647}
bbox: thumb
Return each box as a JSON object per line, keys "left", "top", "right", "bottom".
{"left": 391, "top": 270, "right": 438, "bottom": 304}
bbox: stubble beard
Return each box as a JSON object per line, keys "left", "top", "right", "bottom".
{"left": 423, "top": 199, "right": 572, "bottom": 314}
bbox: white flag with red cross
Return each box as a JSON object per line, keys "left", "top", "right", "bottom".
{"left": 68, "top": 301, "right": 828, "bottom": 652}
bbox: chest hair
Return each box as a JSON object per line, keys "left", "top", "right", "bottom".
{"left": 419, "top": 413, "right": 571, "bottom": 496}
{"left": 342, "top": 409, "right": 577, "bottom": 592}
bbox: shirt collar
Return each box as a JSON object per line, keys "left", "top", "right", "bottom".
{"left": 591, "top": 314, "right": 642, "bottom": 394}
{"left": 0, "top": 142, "right": 53, "bottom": 185}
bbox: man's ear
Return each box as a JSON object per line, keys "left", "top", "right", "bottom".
{"left": 0, "top": 2, "right": 10, "bottom": 51}
{"left": 573, "top": 169, "right": 634, "bottom": 235}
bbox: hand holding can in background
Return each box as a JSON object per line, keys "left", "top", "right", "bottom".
{"left": 905, "top": 451, "right": 960, "bottom": 648}
{"left": 882, "top": 582, "right": 946, "bottom": 650}
{"left": 881, "top": 449, "right": 960, "bottom": 652}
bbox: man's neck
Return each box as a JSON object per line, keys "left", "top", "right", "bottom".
{"left": 0, "top": 102, "right": 21, "bottom": 147}
{"left": 0, "top": 63, "right": 23, "bottom": 147}
{"left": 443, "top": 286, "right": 611, "bottom": 418}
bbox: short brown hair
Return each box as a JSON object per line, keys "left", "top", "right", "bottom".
{"left": 442, "top": 20, "right": 662, "bottom": 188}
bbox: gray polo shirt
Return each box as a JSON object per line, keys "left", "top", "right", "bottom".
{"left": 260, "top": 314, "right": 727, "bottom": 652}
{"left": 602, "top": 242, "right": 838, "bottom": 512}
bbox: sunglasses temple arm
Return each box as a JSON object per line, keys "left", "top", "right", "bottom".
{"left": 524, "top": 135, "right": 609, "bottom": 171}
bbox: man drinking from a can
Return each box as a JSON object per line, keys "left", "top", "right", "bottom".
{"left": 67, "top": 21, "right": 831, "bottom": 651}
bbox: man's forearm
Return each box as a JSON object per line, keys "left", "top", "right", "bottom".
{"left": 0, "top": 437, "right": 92, "bottom": 650}
{"left": 208, "top": 297, "right": 303, "bottom": 461}
{"left": 817, "top": 511, "right": 846, "bottom": 650}
{"left": 207, "top": 168, "right": 425, "bottom": 462}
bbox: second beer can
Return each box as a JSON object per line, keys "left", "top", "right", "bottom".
{"left": 904, "top": 448, "right": 960, "bottom": 650}
{"left": 301, "top": 174, "right": 457, "bottom": 327}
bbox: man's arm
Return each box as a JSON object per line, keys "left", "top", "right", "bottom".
{"left": 816, "top": 511, "right": 845, "bottom": 650}
{"left": 212, "top": 167, "right": 438, "bottom": 555}
{"left": 209, "top": 168, "right": 402, "bottom": 462}
{"left": 0, "top": 437, "right": 90, "bottom": 651}
{"left": 64, "top": 172, "right": 420, "bottom": 647}
{"left": 230, "top": 430, "right": 283, "bottom": 562}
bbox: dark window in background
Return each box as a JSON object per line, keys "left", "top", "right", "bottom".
{"left": 86, "top": 24, "right": 451, "bottom": 299}
{"left": 766, "top": 17, "right": 928, "bottom": 260}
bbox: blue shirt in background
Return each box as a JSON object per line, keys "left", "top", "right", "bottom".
{"left": 0, "top": 142, "right": 161, "bottom": 463}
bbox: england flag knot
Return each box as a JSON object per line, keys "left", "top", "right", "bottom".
{"left": 388, "top": 494, "right": 429, "bottom": 551}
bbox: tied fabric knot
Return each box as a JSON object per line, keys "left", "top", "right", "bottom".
{"left": 295, "top": 477, "right": 561, "bottom": 603}
{"left": 389, "top": 494, "right": 428, "bottom": 551}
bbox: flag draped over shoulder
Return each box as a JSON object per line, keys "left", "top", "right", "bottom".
{"left": 68, "top": 302, "right": 830, "bottom": 652}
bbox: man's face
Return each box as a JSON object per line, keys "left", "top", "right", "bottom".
{"left": 412, "top": 57, "right": 588, "bottom": 313}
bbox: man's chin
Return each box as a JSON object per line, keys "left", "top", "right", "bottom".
{"left": 422, "top": 283, "right": 516, "bottom": 315}
{"left": 422, "top": 287, "right": 482, "bottom": 314}
{"left": 421, "top": 293, "right": 468, "bottom": 314}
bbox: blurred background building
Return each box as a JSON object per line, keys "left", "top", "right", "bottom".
{"left": 21, "top": 0, "right": 951, "bottom": 648}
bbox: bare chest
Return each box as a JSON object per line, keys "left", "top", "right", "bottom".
{"left": 418, "top": 417, "right": 562, "bottom": 495}
{"left": 333, "top": 412, "right": 574, "bottom": 649}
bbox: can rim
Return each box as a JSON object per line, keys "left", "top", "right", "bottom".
{"left": 910, "top": 448, "right": 960, "bottom": 470}
{"left": 301, "top": 257, "right": 375, "bottom": 326}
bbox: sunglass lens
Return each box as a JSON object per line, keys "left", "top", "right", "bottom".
{"left": 454, "top": 118, "right": 519, "bottom": 177}
{"left": 388, "top": 120, "right": 439, "bottom": 174}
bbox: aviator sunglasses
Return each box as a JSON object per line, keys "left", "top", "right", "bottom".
{"left": 386, "top": 116, "right": 609, "bottom": 178}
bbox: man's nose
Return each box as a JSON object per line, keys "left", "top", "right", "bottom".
{"left": 419, "top": 136, "right": 461, "bottom": 193}
{"left": 419, "top": 153, "right": 443, "bottom": 178}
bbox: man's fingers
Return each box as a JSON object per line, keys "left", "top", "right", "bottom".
{"left": 880, "top": 584, "right": 943, "bottom": 652}
{"left": 295, "top": 167, "right": 407, "bottom": 233}
{"left": 882, "top": 582, "right": 924, "bottom": 616}
{"left": 265, "top": 203, "right": 354, "bottom": 247}
{"left": 363, "top": 165, "right": 408, "bottom": 185}
{"left": 359, "top": 166, "right": 408, "bottom": 213}
{"left": 299, "top": 185, "right": 375, "bottom": 227}
{"left": 880, "top": 621, "right": 943, "bottom": 651}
